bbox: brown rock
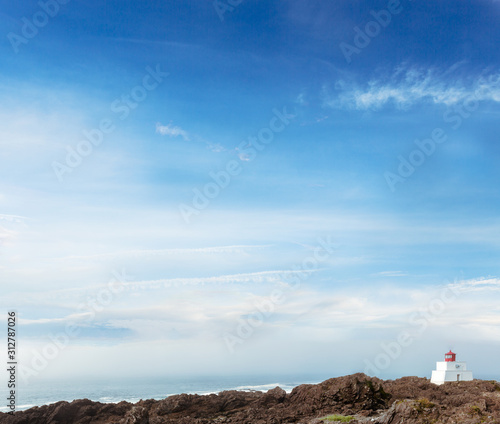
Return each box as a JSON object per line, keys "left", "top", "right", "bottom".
{"left": 1, "top": 375, "right": 500, "bottom": 424}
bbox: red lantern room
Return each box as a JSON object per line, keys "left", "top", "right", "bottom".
{"left": 444, "top": 350, "right": 456, "bottom": 362}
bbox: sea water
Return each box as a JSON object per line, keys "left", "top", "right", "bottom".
{"left": 0, "top": 374, "right": 329, "bottom": 413}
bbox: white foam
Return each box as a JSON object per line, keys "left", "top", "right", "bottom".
{"left": 0, "top": 404, "right": 36, "bottom": 412}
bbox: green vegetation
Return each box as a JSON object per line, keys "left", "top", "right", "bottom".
{"left": 469, "top": 405, "right": 482, "bottom": 416}
{"left": 468, "top": 405, "right": 488, "bottom": 423}
{"left": 322, "top": 415, "right": 355, "bottom": 422}
{"left": 414, "top": 398, "right": 435, "bottom": 413}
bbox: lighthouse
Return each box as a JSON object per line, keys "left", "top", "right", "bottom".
{"left": 431, "top": 351, "right": 473, "bottom": 385}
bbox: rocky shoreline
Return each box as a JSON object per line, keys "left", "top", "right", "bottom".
{"left": 1, "top": 373, "right": 500, "bottom": 423}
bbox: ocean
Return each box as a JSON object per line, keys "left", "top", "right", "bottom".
{"left": 1, "top": 374, "right": 330, "bottom": 413}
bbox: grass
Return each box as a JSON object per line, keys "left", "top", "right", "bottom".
{"left": 322, "top": 415, "right": 355, "bottom": 422}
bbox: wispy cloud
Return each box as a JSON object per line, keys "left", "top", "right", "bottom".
{"left": 156, "top": 122, "right": 190, "bottom": 141}
{"left": 17, "top": 276, "right": 500, "bottom": 343}
{"left": 207, "top": 142, "right": 225, "bottom": 153}
{"left": 455, "top": 277, "right": 500, "bottom": 292}
{"left": 121, "top": 269, "right": 307, "bottom": 289}
{"left": 0, "top": 214, "right": 29, "bottom": 222}
{"left": 155, "top": 122, "right": 226, "bottom": 152}
{"left": 373, "top": 270, "right": 408, "bottom": 277}
{"left": 9, "top": 269, "right": 309, "bottom": 304}
{"left": 55, "top": 244, "right": 272, "bottom": 262}
{"left": 323, "top": 66, "right": 500, "bottom": 110}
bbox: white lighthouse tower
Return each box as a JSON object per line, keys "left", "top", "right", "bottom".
{"left": 431, "top": 350, "right": 473, "bottom": 385}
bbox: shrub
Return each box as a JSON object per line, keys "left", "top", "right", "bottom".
{"left": 323, "top": 415, "right": 355, "bottom": 422}
{"left": 414, "top": 398, "right": 435, "bottom": 413}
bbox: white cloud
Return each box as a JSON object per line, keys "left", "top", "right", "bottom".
{"left": 120, "top": 269, "right": 307, "bottom": 290}
{"left": 155, "top": 123, "right": 226, "bottom": 152}
{"left": 454, "top": 277, "right": 500, "bottom": 292}
{"left": 324, "top": 66, "right": 500, "bottom": 110}
{"left": 17, "top": 275, "right": 500, "bottom": 339}
{"left": 207, "top": 142, "right": 225, "bottom": 153}
{"left": 55, "top": 244, "right": 271, "bottom": 262}
{"left": 13, "top": 275, "right": 500, "bottom": 380}
{"left": 155, "top": 122, "right": 190, "bottom": 141}
{"left": 0, "top": 226, "right": 16, "bottom": 245}
{"left": 373, "top": 270, "right": 408, "bottom": 277}
{"left": 7, "top": 269, "right": 310, "bottom": 308}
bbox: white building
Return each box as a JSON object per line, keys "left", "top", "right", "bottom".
{"left": 431, "top": 350, "right": 473, "bottom": 385}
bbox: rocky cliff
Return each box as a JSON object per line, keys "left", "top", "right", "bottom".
{"left": 2, "top": 373, "right": 500, "bottom": 423}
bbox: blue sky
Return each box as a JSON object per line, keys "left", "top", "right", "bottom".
{"left": 1, "top": 0, "right": 500, "bottom": 384}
